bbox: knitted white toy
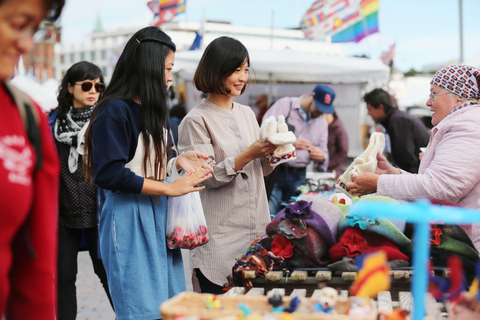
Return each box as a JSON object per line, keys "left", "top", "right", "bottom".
{"left": 336, "top": 132, "right": 385, "bottom": 198}
{"left": 260, "top": 115, "right": 297, "bottom": 166}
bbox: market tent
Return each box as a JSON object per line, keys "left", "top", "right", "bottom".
{"left": 397, "top": 78, "right": 431, "bottom": 108}
{"left": 175, "top": 49, "right": 390, "bottom": 84}
{"left": 174, "top": 49, "right": 390, "bottom": 157}
{"left": 10, "top": 75, "right": 58, "bottom": 112}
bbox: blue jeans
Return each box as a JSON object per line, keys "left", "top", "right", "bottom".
{"left": 268, "top": 167, "right": 306, "bottom": 217}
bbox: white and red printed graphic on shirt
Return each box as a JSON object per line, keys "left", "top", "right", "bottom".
{"left": 0, "top": 135, "right": 33, "bottom": 186}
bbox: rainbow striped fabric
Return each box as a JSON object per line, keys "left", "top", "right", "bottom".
{"left": 300, "top": 0, "right": 379, "bottom": 43}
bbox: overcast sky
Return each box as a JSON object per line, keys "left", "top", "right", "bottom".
{"left": 59, "top": 0, "right": 480, "bottom": 72}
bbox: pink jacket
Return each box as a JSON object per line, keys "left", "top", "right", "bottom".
{"left": 377, "top": 105, "right": 480, "bottom": 252}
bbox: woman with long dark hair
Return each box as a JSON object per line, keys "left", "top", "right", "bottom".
{"left": 48, "top": 61, "right": 113, "bottom": 319}
{"left": 84, "top": 27, "right": 212, "bottom": 319}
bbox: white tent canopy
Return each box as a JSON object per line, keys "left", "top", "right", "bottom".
{"left": 175, "top": 49, "right": 390, "bottom": 157}
{"left": 10, "top": 76, "right": 58, "bottom": 112}
{"left": 175, "top": 49, "right": 390, "bottom": 84}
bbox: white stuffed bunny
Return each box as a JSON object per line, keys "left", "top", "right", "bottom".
{"left": 259, "top": 115, "right": 297, "bottom": 166}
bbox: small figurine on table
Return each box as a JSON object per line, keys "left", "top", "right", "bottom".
{"left": 314, "top": 286, "right": 338, "bottom": 314}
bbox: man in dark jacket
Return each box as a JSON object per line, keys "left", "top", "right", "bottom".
{"left": 364, "top": 88, "right": 430, "bottom": 173}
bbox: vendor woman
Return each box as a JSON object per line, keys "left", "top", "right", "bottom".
{"left": 346, "top": 65, "right": 480, "bottom": 253}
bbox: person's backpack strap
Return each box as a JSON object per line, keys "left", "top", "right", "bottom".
{"left": 4, "top": 82, "right": 42, "bottom": 170}
{"left": 4, "top": 82, "right": 43, "bottom": 258}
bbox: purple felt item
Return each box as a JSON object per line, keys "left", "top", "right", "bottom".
{"left": 275, "top": 195, "right": 343, "bottom": 247}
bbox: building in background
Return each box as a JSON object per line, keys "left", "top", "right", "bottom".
{"left": 23, "top": 20, "right": 62, "bottom": 82}
{"left": 54, "top": 20, "right": 344, "bottom": 83}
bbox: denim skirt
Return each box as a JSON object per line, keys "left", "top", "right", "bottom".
{"left": 99, "top": 190, "right": 185, "bottom": 320}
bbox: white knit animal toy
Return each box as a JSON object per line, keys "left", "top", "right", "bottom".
{"left": 260, "top": 115, "right": 297, "bottom": 166}
{"left": 336, "top": 132, "right": 385, "bottom": 198}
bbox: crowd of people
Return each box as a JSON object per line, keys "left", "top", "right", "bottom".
{"left": 1, "top": 0, "right": 480, "bottom": 319}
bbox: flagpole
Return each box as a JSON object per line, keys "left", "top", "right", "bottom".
{"left": 459, "top": 0, "right": 464, "bottom": 64}
{"left": 268, "top": 10, "right": 274, "bottom": 107}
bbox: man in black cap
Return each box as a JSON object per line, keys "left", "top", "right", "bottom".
{"left": 364, "top": 88, "right": 430, "bottom": 173}
{"left": 262, "top": 84, "right": 334, "bottom": 216}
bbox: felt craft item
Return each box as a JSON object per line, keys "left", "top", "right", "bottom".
{"left": 224, "top": 248, "right": 285, "bottom": 292}
{"left": 338, "top": 196, "right": 412, "bottom": 250}
{"left": 430, "top": 65, "right": 480, "bottom": 100}
{"left": 401, "top": 199, "right": 480, "bottom": 283}
{"left": 262, "top": 219, "right": 329, "bottom": 267}
{"left": 268, "top": 131, "right": 296, "bottom": 145}
{"left": 336, "top": 132, "right": 385, "bottom": 198}
{"left": 260, "top": 116, "right": 277, "bottom": 143}
{"left": 328, "top": 227, "right": 409, "bottom": 262}
{"left": 268, "top": 115, "right": 297, "bottom": 165}
{"left": 274, "top": 195, "right": 343, "bottom": 247}
{"left": 259, "top": 115, "right": 297, "bottom": 166}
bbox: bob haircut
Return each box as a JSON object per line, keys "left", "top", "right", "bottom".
{"left": 85, "top": 26, "right": 176, "bottom": 181}
{"left": 57, "top": 61, "right": 104, "bottom": 118}
{"left": 194, "top": 36, "right": 250, "bottom": 96}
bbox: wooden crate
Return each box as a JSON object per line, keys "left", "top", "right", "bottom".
{"left": 160, "top": 291, "right": 377, "bottom": 320}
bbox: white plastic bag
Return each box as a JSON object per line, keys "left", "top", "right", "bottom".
{"left": 166, "top": 167, "right": 209, "bottom": 250}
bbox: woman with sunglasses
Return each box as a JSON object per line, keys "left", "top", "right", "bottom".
{"left": 347, "top": 65, "right": 480, "bottom": 253}
{"left": 48, "top": 61, "right": 113, "bottom": 319}
{"left": 84, "top": 27, "right": 212, "bottom": 320}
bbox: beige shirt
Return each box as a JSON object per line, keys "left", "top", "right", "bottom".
{"left": 178, "top": 99, "right": 273, "bottom": 286}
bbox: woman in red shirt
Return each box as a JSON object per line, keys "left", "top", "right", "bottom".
{"left": 0, "top": 0, "right": 64, "bottom": 318}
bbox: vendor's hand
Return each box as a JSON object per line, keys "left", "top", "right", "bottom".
{"left": 309, "top": 146, "right": 325, "bottom": 162}
{"left": 419, "top": 152, "right": 424, "bottom": 161}
{"left": 246, "top": 140, "right": 277, "bottom": 160}
{"left": 294, "top": 138, "right": 312, "bottom": 151}
{"left": 167, "top": 170, "right": 212, "bottom": 197}
{"left": 346, "top": 173, "right": 379, "bottom": 197}
{"left": 176, "top": 151, "right": 213, "bottom": 174}
{"left": 375, "top": 152, "right": 401, "bottom": 175}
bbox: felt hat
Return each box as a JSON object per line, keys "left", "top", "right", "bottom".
{"left": 338, "top": 195, "right": 412, "bottom": 249}
{"left": 275, "top": 195, "right": 343, "bottom": 247}
{"left": 403, "top": 199, "right": 480, "bottom": 265}
{"left": 312, "top": 84, "right": 335, "bottom": 114}
{"left": 329, "top": 227, "right": 409, "bottom": 262}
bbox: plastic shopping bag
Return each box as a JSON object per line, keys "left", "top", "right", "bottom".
{"left": 166, "top": 168, "right": 209, "bottom": 249}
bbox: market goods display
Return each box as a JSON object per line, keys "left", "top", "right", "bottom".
{"left": 159, "top": 291, "right": 377, "bottom": 320}
{"left": 336, "top": 132, "right": 385, "bottom": 198}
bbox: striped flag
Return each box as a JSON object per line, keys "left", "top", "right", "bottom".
{"left": 300, "top": 0, "right": 379, "bottom": 43}
{"left": 380, "top": 44, "right": 395, "bottom": 67}
{"left": 147, "top": 0, "right": 186, "bottom": 27}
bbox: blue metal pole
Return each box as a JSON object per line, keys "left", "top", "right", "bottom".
{"left": 411, "top": 222, "right": 430, "bottom": 320}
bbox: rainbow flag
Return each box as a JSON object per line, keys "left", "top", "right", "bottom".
{"left": 300, "top": 0, "right": 379, "bottom": 43}
{"left": 147, "top": 0, "right": 185, "bottom": 26}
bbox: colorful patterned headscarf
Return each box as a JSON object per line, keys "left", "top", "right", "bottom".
{"left": 430, "top": 65, "right": 480, "bottom": 99}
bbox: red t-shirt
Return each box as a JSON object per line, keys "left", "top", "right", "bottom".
{"left": 0, "top": 83, "right": 60, "bottom": 319}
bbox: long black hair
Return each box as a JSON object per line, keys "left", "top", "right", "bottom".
{"left": 57, "top": 61, "right": 103, "bottom": 118}
{"left": 85, "top": 26, "right": 176, "bottom": 181}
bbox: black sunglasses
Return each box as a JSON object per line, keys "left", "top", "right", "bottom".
{"left": 75, "top": 81, "right": 105, "bottom": 93}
